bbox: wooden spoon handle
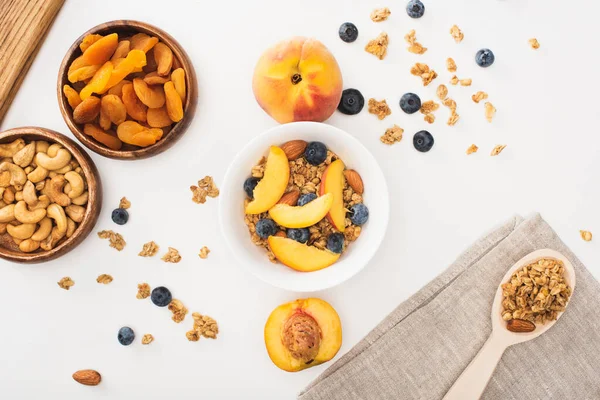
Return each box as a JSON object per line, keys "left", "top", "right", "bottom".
{"left": 442, "top": 333, "right": 508, "bottom": 400}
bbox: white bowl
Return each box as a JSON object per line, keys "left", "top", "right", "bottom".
{"left": 219, "top": 122, "right": 389, "bottom": 292}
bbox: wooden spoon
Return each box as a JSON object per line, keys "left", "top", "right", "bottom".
{"left": 443, "top": 249, "right": 576, "bottom": 400}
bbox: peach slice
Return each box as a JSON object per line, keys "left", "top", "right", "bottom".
{"left": 264, "top": 298, "right": 342, "bottom": 372}
{"left": 245, "top": 146, "right": 289, "bottom": 214}
{"left": 319, "top": 159, "right": 346, "bottom": 232}
{"left": 268, "top": 193, "right": 333, "bottom": 228}
{"left": 268, "top": 236, "right": 340, "bottom": 272}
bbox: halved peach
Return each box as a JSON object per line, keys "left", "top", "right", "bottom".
{"left": 319, "top": 159, "right": 346, "bottom": 231}
{"left": 245, "top": 146, "right": 289, "bottom": 214}
{"left": 264, "top": 298, "right": 342, "bottom": 372}
{"left": 268, "top": 236, "right": 340, "bottom": 272}
{"left": 268, "top": 193, "right": 333, "bottom": 228}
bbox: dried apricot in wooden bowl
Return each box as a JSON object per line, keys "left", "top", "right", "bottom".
{"left": 57, "top": 21, "right": 197, "bottom": 160}
{"left": 0, "top": 127, "right": 102, "bottom": 263}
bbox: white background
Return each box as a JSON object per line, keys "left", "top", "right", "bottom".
{"left": 1, "top": 0, "right": 599, "bottom": 399}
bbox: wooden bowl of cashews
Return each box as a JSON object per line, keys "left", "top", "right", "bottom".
{"left": 0, "top": 127, "right": 102, "bottom": 263}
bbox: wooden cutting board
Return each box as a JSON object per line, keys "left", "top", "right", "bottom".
{"left": 0, "top": 0, "right": 64, "bottom": 123}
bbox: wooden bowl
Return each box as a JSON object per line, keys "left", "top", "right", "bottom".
{"left": 57, "top": 20, "right": 198, "bottom": 160}
{"left": 0, "top": 127, "right": 102, "bottom": 263}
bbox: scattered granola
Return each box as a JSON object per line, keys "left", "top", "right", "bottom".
{"left": 136, "top": 283, "right": 151, "bottom": 299}
{"left": 119, "top": 197, "right": 131, "bottom": 209}
{"left": 580, "top": 230, "right": 593, "bottom": 242}
{"left": 380, "top": 125, "right": 404, "bottom": 145}
{"left": 423, "top": 114, "right": 435, "bottom": 124}
{"left": 405, "top": 29, "right": 427, "bottom": 54}
{"left": 168, "top": 299, "right": 188, "bottom": 323}
{"left": 447, "top": 113, "right": 460, "bottom": 126}
{"left": 190, "top": 176, "right": 220, "bottom": 204}
{"left": 466, "top": 144, "right": 478, "bottom": 155}
{"left": 410, "top": 63, "right": 437, "bottom": 86}
{"left": 370, "top": 7, "right": 391, "bottom": 22}
{"left": 161, "top": 247, "right": 182, "bottom": 263}
{"left": 186, "top": 330, "right": 200, "bottom": 342}
{"left": 436, "top": 84, "right": 448, "bottom": 101}
{"left": 365, "top": 32, "right": 389, "bottom": 60}
{"left": 58, "top": 277, "right": 75, "bottom": 290}
{"left": 141, "top": 334, "right": 154, "bottom": 345}
{"left": 449, "top": 25, "right": 464, "bottom": 43}
{"left": 443, "top": 98, "right": 457, "bottom": 111}
{"left": 97, "top": 230, "right": 126, "bottom": 251}
{"left": 449, "top": 75, "right": 459, "bottom": 85}
{"left": 138, "top": 241, "right": 159, "bottom": 257}
{"left": 191, "top": 313, "right": 219, "bottom": 339}
{"left": 420, "top": 100, "right": 440, "bottom": 114}
{"left": 490, "top": 145, "right": 506, "bottom": 156}
{"left": 472, "top": 91, "right": 488, "bottom": 103}
{"left": 446, "top": 57, "right": 457, "bottom": 72}
{"left": 484, "top": 102, "right": 496, "bottom": 122}
{"left": 96, "top": 274, "right": 113, "bottom": 284}
{"left": 368, "top": 98, "right": 391, "bottom": 120}
{"left": 529, "top": 38, "right": 540, "bottom": 49}
{"left": 501, "top": 258, "right": 572, "bottom": 326}
{"left": 459, "top": 78, "right": 472, "bottom": 86}
{"left": 198, "top": 246, "right": 210, "bottom": 259}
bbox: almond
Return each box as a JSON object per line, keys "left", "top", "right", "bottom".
{"left": 344, "top": 169, "right": 364, "bottom": 194}
{"left": 280, "top": 140, "right": 307, "bottom": 161}
{"left": 72, "top": 369, "right": 101, "bottom": 386}
{"left": 506, "top": 319, "right": 535, "bottom": 333}
{"left": 277, "top": 189, "right": 300, "bottom": 206}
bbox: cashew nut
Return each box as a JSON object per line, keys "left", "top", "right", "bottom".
{"left": 23, "top": 181, "right": 38, "bottom": 206}
{"left": 47, "top": 144, "right": 62, "bottom": 157}
{"left": 31, "top": 217, "right": 52, "bottom": 241}
{"left": 15, "top": 191, "right": 23, "bottom": 201}
{"left": 41, "top": 226, "right": 65, "bottom": 251}
{"left": 34, "top": 149, "right": 71, "bottom": 171}
{"left": 24, "top": 166, "right": 33, "bottom": 174}
{"left": 0, "top": 222, "right": 6, "bottom": 234}
{"left": 35, "top": 181, "right": 45, "bottom": 191}
{"left": 43, "top": 175, "right": 71, "bottom": 207}
{"left": 72, "top": 191, "right": 88, "bottom": 206}
{"left": 0, "top": 162, "right": 27, "bottom": 186}
{"left": 0, "top": 204, "right": 15, "bottom": 223}
{"left": 0, "top": 138, "right": 25, "bottom": 157}
{"left": 14, "top": 201, "right": 46, "bottom": 224}
{"left": 64, "top": 183, "right": 71, "bottom": 194}
{"left": 66, "top": 217, "right": 76, "bottom": 238}
{"left": 64, "top": 171, "right": 85, "bottom": 199}
{"left": 27, "top": 166, "right": 48, "bottom": 183}
{"left": 0, "top": 199, "right": 6, "bottom": 208}
{"left": 54, "top": 164, "right": 73, "bottom": 174}
{"left": 0, "top": 171, "right": 10, "bottom": 187}
{"left": 47, "top": 203, "right": 67, "bottom": 235}
{"left": 3, "top": 187, "right": 14, "bottom": 203}
{"left": 12, "top": 237, "right": 23, "bottom": 245}
{"left": 12, "top": 142, "right": 35, "bottom": 168}
{"left": 35, "top": 141, "right": 50, "bottom": 153}
{"left": 29, "top": 195, "right": 50, "bottom": 211}
{"left": 65, "top": 204, "right": 85, "bottom": 223}
{"left": 6, "top": 223, "right": 36, "bottom": 239}
{"left": 19, "top": 239, "right": 40, "bottom": 253}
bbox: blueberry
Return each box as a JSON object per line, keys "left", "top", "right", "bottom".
{"left": 399, "top": 93, "right": 421, "bottom": 114}
{"left": 406, "top": 0, "right": 425, "bottom": 18}
{"left": 304, "top": 142, "right": 328, "bottom": 166}
{"left": 111, "top": 208, "right": 129, "bottom": 225}
{"left": 297, "top": 193, "right": 317, "bottom": 207}
{"left": 338, "top": 22, "right": 358, "bottom": 43}
{"left": 151, "top": 286, "right": 172, "bottom": 307}
{"left": 287, "top": 228, "right": 310, "bottom": 244}
{"left": 256, "top": 218, "right": 277, "bottom": 239}
{"left": 326, "top": 233, "right": 345, "bottom": 254}
{"left": 348, "top": 203, "right": 369, "bottom": 226}
{"left": 475, "top": 48, "right": 495, "bottom": 67}
{"left": 337, "top": 89, "right": 364, "bottom": 115}
{"left": 243, "top": 177, "right": 260, "bottom": 198}
{"left": 118, "top": 326, "right": 135, "bottom": 346}
{"left": 413, "top": 130, "right": 434, "bottom": 152}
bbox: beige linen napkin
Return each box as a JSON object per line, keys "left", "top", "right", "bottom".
{"left": 299, "top": 214, "right": 600, "bottom": 400}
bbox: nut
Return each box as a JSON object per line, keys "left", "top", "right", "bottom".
{"left": 280, "top": 140, "right": 307, "bottom": 161}
{"left": 6, "top": 223, "right": 36, "bottom": 240}
{"left": 0, "top": 139, "right": 25, "bottom": 158}
{"left": 19, "top": 238, "right": 40, "bottom": 253}
{"left": 344, "top": 170, "right": 364, "bottom": 194}
{"left": 14, "top": 201, "right": 46, "bottom": 224}
{"left": 0, "top": 162, "right": 27, "bottom": 186}
{"left": 27, "top": 166, "right": 48, "bottom": 183}
{"left": 12, "top": 142, "right": 35, "bottom": 168}
{"left": 72, "top": 369, "right": 101, "bottom": 386}
{"left": 65, "top": 205, "right": 85, "bottom": 223}
{"left": 506, "top": 319, "right": 536, "bottom": 333}
{"left": 31, "top": 217, "right": 52, "bottom": 241}
{"left": 0, "top": 204, "right": 16, "bottom": 223}
{"left": 277, "top": 189, "right": 300, "bottom": 206}
{"left": 34, "top": 149, "right": 72, "bottom": 171}
{"left": 47, "top": 203, "right": 67, "bottom": 235}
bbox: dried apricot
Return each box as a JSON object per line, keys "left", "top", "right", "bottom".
{"left": 171, "top": 68, "right": 186, "bottom": 101}
{"left": 83, "top": 124, "right": 123, "bottom": 150}
{"left": 63, "top": 85, "right": 82, "bottom": 109}
{"left": 164, "top": 81, "right": 183, "bottom": 122}
{"left": 101, "top": 94, "right": 127, "bottom": 125}
{"left": 80, "top": 34, "right": 103, "bottom": 52}
{"left": 107, "top": 80, "right": 130, "bottom": 97}
{"left": 82, "top": 33, "right": 118, "bottom": 65}
{"left": 147, "top": 106, "right": 172, "bottom": 128}
{"left": 80, "top": 61, "right": 113, "bottom": 100}
{"left": 143, "top": 48, "right": 158, "bottom": 73}
{"left": 111, "top": 40, "right": 131, "bottom": 61}
{"left": 102, "top": 50, "right": 147, "bottom": 91}
{"left": 68, "top": 56, "right": 87, "bottom": 73}
{"left": 143, "top": 71, "right": 169, "bottom": 85}
{"left": 153, "top": 42, "right": 173, "bottom": 76}
{"left": 68, "top": 64, "right": 100, "bottom": 83}
{"left": 73, "top": 96, "right": 101, "bottom": 124}
{"left": 117, "top": 121, "right": 163, "bottom": 147}
{"left": 133, "top": 78, "right": 165, "bottom": 108}
{"left": 121, "top": 83, "right": 147, "bottom": 122}
{"left": 130, "top": 33, "right": 159, "bottom": 53}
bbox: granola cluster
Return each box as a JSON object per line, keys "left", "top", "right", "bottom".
{"left": 168, "top": 299, "right": 188, "bottom": 323}
{"left": 190, "top": 176, "right": 220, "bottom": 204}
{"left": 97, "top": 230, "right": 126, "bottom": 251}
{"left": 187, "top": 313, "right": 219, "bottom": 341}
